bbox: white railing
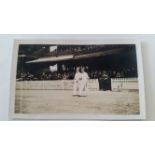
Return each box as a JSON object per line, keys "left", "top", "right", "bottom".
{"left": 16, "top": 79, "right": 99, "bottom": 91}
{"left": 111, "top": 78, "right": 138, "bottom": 91}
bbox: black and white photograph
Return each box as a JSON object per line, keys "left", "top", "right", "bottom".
{"left": 9, "top": 40, "right": 145, "bottom": 120}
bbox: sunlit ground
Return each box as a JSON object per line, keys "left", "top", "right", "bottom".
{"left": 15, "top": 89, "right": 139, "bottom": 115}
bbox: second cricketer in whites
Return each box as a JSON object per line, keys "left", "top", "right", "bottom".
{"left": 79, "top": 67, "right": 89, "bottom": 97}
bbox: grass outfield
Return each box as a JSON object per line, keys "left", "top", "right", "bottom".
{"left": 15, "top": 90, "right": 139, "bottom": 115}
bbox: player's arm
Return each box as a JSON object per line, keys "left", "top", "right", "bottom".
{"left": 87, "top": 73, "right": 89, "bottom": 79}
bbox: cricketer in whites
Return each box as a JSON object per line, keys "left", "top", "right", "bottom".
{"left": 73, "top": 67, "right": 89, "bottom": 97}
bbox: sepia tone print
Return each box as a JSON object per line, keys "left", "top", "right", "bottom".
{"left": 10, "top": 40, "right": 145, "bottom": 120}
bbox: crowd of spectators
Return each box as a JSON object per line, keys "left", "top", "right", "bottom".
{"left": 17, "top": 70, "right": 75, "bottom": 81}
{"left": 89, "top": 67, "right": 137, "bottom": 79}
{"left": 16, "top": 66, "right": 137, "bottom": 81}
